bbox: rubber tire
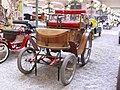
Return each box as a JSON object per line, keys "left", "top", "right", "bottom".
{"left": 117, "top": 63, "right": 120, "bottom": 90}
{"left": 99, "top": 31, "right": 101, "bottom": 36}
{"left": 17, "top": 47, "right": 36, "bottom": 74}
{"left": 92, "top": 31, "right": 94, "bottom": 40}
{"left": 81, "top": 33, "right": 92, "bottom": 66}
{"left": 0, "top": 42, "right": 9, "bottom": 63}
{"left": 119, "top": 37, "right": 120, "bottom": 44}
{"left": 60, "top": 54, "right": 77, "bottom": 86}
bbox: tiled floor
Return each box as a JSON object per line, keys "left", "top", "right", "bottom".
{"left": 0, "top": 27, "right": 120, "bottom": 90}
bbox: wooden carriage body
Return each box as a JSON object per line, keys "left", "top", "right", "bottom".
{"left": 36, "top": 28, "right": 70, "bottom": 50}
{"left": 36, "top": 9, "right": 91, "bottom": 55}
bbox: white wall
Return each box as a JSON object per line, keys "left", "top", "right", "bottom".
{"left": 23, "top": 4, "right": 33, "bottom": 14}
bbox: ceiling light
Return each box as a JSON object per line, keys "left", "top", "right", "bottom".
{"left": 86, "top": 3, "right": 90, "bottom": 8}
{"left": 68, "top": 0, "right": 72, "bottom": 2}
{"left": 24, "top": 1, "right": 28, "bottom": 4}
{"left": 102, "top": 4, "right": 106, "bottom": 8}
{"left": 102, "top": 8, "right": 106, "bottom": 12}
{"left": 50, "top": 4, "right": 54, "bottom": 8}
{"left": 107, "top": 7, "right": 111, "bottom": 10}
{"left": 94, "top": 3, "right": 98, "bottom": 8}
{"left": 68, "top": 5, "right": 71, "bottom": 8}
{"left": 79, "top": 0, "right": 84, "bottom": 3}
{"left": 96, "top": 7, "right": 99, "bottom": 10}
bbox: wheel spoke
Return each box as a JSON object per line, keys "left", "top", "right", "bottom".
{"left": 66, "top": 67, "right": 74, "bottom": 71}
{"left": 21, "top": 52, "right": 34, "bottom": 71}
{"left": 85, "top": 48, "right": 90, "bottom": 49}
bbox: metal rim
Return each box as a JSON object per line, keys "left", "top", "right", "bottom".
{"left": 81, "top": 34, "right": 92, "bottom": 66}
{"left": 60, "top": 54, "right": 77, "bottom": 85}
{"left": 83, "top": 39, "right": 91, "bottom": 63}
{"left": 20, "top": 48, "right": 35, "bottom": 72}
{"left": 64, "top": 58, "right": 76, "bottom": 82}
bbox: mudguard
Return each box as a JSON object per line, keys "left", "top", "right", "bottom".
{"left": 28, "top": 36, "right": 39, "bottom": 51}
{"left": 77, "top": 30, "right": 91, "bottom": 55}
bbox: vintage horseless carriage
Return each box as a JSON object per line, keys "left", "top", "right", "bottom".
{"left": 17, "top": 10, "right": 92, "bottom": 85}
{"left": 0, "top": 20, "right": 36, "bottom": 63}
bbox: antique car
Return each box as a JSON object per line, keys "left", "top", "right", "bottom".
{"left": 17, "top": 10, "right": 93, "bottom": 85}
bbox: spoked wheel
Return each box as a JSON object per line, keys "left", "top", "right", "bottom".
{"left": 0, "top": 42, "right": 9, "bottom": 63}
{"left": 60, "top": 54, "right": 77, "bottom": 86}
{"left": 17, "top": 47, "right": 36, "bottom": 74}
{"left": 81, "top": 33, "right": 92, "bottom": 66}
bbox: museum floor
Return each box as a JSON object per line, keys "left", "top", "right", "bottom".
{"left": 0, "top": 27, "right": 120, "bottom": 90}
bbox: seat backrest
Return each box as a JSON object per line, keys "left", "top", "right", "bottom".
{"left": 14, "top": 34, "right": 24, "bottom": 42}
{"left": 36, "top": 28, "right": 70, "bottom": 48}
{"left": 13, "top": 20, "right": 28, "bottom": 25}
